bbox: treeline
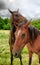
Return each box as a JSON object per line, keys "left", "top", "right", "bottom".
{"left": 0, "top": 17, "right": 40, "bottom": 30}
{"left": 0, "top": 17, "right": 10, "bottom": 30}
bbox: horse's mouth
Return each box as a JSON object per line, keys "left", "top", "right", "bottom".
{"left": 13, "top": 52, "right": 19, "bottom": 58}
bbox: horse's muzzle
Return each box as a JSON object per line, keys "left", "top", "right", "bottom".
{"left": 13, "top": 52, "right": 19, "bottom": 57}
{"left": 14, "top": 53, "right": 18, "bottom": 57}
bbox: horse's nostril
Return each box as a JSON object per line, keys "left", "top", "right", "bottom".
{"left": 15, "top": 53, "right": 17, "bottom": 56}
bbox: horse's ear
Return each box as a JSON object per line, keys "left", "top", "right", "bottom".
{"left": 23, "top": 20, "right": 31, "bottom": 28}
{"left": 8, "top": 9, "right": 13, "bottom": 14}
{"left": 17, "top": 9, "right": 19, "bottom": 13}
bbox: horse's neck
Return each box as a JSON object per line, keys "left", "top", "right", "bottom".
{"left": 27, "top": 34, "right": 40, "bottom": 53}
{"left": 28, "top": 26, "right": 39, "bottom": 42}
{"left": 28, "top": 31, "right": 40, "bottom": 47}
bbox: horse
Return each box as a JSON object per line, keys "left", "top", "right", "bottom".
{"left": 12, "top": 21, "right": 40, "bottom": 65}
{"left": 8, "top": 9, "right": 28, "bottom": 65}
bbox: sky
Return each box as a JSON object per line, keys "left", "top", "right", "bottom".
{"left": 0, "top": 0, "right": 40, "bottom": 19}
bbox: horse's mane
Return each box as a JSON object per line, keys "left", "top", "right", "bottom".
{"left": 28, "top": 26, "right": 40, "bottom": 41}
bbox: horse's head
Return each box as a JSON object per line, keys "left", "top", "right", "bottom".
{"left": 8, "top": 9, "right": 27, "bottom": 28}
{"left": 12, "top": 21, "right": 30, "bottom": 57}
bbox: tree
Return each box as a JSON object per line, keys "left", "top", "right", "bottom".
{"left": 0, "top": 17, "right": 4, "bottom": 29}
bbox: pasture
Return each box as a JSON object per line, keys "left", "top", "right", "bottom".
{"left": 0, "top": 30, "right": 39, "bottom": 65}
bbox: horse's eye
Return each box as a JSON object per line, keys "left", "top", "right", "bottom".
{"left": 16, "top": 14, "right": 18, "bottom": 17}
{"left": 22, "top": 34, "right": 26, "bottom": 38}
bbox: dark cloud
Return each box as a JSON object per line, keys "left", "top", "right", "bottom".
{"left": 0, "top": 1, "right": 7, "bottom": 10}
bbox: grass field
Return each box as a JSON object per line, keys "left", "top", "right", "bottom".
{"left": 0, "top": 30, "right": 39, "bottom": 65}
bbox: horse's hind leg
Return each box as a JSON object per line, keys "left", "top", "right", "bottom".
{"left": 10, "top": 52, "right": 13, "bottom": 65}
{"left": 29, "top": 52, "right": 33, "bottom": 65}
{"left": 19, "top": 55, "right": 22, "bottom": 65}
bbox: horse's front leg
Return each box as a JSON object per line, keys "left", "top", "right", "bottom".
{"left": 10, "top": 52, "right": 13, "bottom": 65}
{"left": 19, "top": 55, "right": 22, "bottom": 65}
{"left": 29, "top": 52, "right": 33, "bottom": 65}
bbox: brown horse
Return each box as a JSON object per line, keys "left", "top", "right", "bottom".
{"left": 12, "top": 21, "right": 40, "bottom": 65}
{"left": 9, "top": 9, "right": 28, "bottom": 65}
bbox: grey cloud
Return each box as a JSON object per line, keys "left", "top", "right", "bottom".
{"left": 0, "top": 0, "right": 7, "bottom": 10}
{"left": 0, "top": 10, "right": 10, "bottom": 17}
{"left": 0, "top": 0, "right": 10, "bottom": 17}
{"left": 0, "top": 2, "right": 6, "bottom": 10}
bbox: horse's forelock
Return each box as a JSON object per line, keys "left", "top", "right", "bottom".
{"left": 18, "top": 19, "right": 27, "bottom": 27}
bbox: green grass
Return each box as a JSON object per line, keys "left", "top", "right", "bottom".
{"left": 0, "top": 30, "right": 39, "bottom": 65}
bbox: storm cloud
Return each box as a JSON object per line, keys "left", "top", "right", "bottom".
{"left": 0, "top": 0, "right": 7, "bottom": 10}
